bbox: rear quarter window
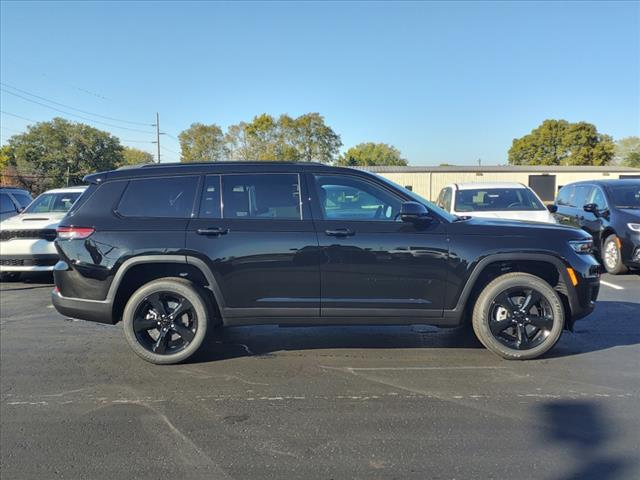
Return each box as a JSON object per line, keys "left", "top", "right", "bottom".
{"left": 117, "top": 176, "right": 199, "bottom": 218}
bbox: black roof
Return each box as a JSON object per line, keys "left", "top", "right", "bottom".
{"left": 563, "top": 178, "right": 640, "bottom": 188}
{"left": 85, "top": 161, "right": 360, "bottom": 184}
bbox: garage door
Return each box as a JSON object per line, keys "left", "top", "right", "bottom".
{"left": 528, "top": 175, "right": 557, "bottom": 202}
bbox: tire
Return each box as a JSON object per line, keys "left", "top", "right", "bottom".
{"left": 602, "top": 234, "right": 628, "bottom": 275}
{"left": 123, "top": 278, "right": 210, "bottom": 365}
{"left": 472, "top": 272, "right": 565, "bottom": 360}
{"left": 0, "top": 272, "right": 21, "bottom": 282}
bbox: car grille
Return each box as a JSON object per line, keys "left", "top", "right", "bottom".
{"left": 0, "top": 257, "right": 58, "bottom": 267}
{"left": 0, "top": 229, "right": 57, "bottom": 242}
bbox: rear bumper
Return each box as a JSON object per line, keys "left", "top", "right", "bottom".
{"left": 51, "top": 289, "right": 115, "bottom": 324}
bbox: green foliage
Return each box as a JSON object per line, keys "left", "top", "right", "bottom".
{"left": 119, "top": 147, "right": 154, "bottom": 167}
{"left": 0, "top": 145, "right": 12, "bottom": 171}
{"left": 337, "top": 142, "right": 407, "bottom": 166}
{"left": 225, "top": 113, "right": 341, "bottom": 163}
{"left": 179, "top": 123, "right": 227, "bottom": 162}
{"left": 508, "top": 119, "right": 615, "bottom": 166}
{"left": 4, "top": 117, "right": 123, "bottom": 193}
{"left": 615, "top": 136, "right": 640, "bottom": 167}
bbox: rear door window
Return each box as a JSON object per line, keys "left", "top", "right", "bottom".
{"left": 199, "top": 175, "right": 221, "bottom": 218}
{"left": 222, "top": 174, "right": 302, "bottom": 220}
{"left": 117, "top": 176, "right": 198, "bottom": 218}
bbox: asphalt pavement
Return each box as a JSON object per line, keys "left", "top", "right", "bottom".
{"left": 1, "top": 272, "right": 639, "bottom": 480}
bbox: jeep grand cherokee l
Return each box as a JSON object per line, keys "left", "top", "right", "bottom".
{"left": 51, "top": 162, "right": 600, "bottom": 364}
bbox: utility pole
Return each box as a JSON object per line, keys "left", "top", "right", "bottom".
{"left": 155, "top": 112, "right": 161, "bottom": 163}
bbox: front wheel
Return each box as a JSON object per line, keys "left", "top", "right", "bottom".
{"left": 123, "top": 278, "right": 209, "bottom": 364}
{"left": 472, "top": 273, "right": 564, "bottom": 360}
{"left": 602, "top": 234, "right": 628, "bottom": 275}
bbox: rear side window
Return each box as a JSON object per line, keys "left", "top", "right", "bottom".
{"left": 117, "top": 176, "right": 198, "bottom": 218}
{"left": 222, "top": 174, "right": 301, "bottom": 220}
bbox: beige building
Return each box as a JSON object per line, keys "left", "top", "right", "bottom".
{"left": 360, "top": 165, "right": 640, "bottom": 203}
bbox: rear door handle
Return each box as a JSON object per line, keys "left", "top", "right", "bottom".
{"left": 196, "top": 227, "right": 229, "bottom": 236}
{"left": 325, "top": 228, "right": 355, "bottom": 237}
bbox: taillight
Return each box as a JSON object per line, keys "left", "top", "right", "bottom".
{"left": 56, "top": 226, "right": 95, "bottom": 240}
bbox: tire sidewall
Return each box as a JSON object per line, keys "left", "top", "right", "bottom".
{"left": 472, "top": 273, "right": 564, "bottom": 360}
{"left": 123, "top": 279, "right": 209, "bottom": 365}
{"left": 603, "top": 235, "right": 627, "bottom": 275}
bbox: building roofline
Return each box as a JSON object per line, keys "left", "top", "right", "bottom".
{"left": 358, "top": 165, "right": 640, "bottom": 173}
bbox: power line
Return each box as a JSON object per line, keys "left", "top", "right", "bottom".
{"left": 0, "top": 82, "right": 153, "bottom": 126}
{"left": 1, "top": 89, "right": 155, "bottom": 134}
{"left": 1, "top": 110, "right": 39, "bottom": 123}
{"left": 161, "top": 145, "right": 180, "bottom": 156}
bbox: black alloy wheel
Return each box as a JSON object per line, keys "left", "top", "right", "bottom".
{"left": 133, "top": 291, "right": 198, "bottom": 355}
{"left": 472, "top": 272, "right": 565, "bottom": 360}
{"left": 488, "top": 287, "right": 555, "bottom": 350}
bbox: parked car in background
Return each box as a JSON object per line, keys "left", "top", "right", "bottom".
{"left": 435, "top": 182, "right": 556, "bottom": 223}
{"left": 551, "top": 179, "right": 640, "bottom": 275}
{"left": 0, "top": 186, "right": 86, "bottom": 281}
{"left": 0, "top": 187, "right": 33, "bottom": 222}
{"left": 51, "top": 162, "right": 599, "bottom": 364}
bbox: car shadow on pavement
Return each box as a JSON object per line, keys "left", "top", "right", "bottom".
{"left": 546, "top": 301, "right": 640, "bottom": 358}
{"left": 191, "top": 324, "right": 484, "bottom": 363}
{"left": 191, "top": 300, "right": 640, "bottom": 363}
{"left": 539, "top": 400, "right": 635, "bottom": 480}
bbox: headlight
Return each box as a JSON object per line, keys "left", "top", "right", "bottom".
{"left": 569, "top": 239, "right": 593, "bottom": 254}
{"left": 628, "top": 223, "right": 640, "bottom": 232}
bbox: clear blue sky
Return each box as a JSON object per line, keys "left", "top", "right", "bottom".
{"left": 1, "top": 1, "right": 638, "bottom": 164}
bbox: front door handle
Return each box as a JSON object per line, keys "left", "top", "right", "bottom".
{"left": 325, "top": 228, "right": 355, "bottom": 237}
{"left": 196, "top": 227, "right": 229, "bottom": 236}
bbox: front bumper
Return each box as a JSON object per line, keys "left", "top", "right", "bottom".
{"left": 0, "top": 254, "right": 59, "bottom": 271}
{"left": 51, "top": 288, "right": 115, "bottom": 324}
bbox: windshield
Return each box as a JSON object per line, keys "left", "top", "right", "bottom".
{"left": 454, "top": 188, "right": 544, "bottom": 212}
{"left": 373, "top": 174, "right": 458, "bottom": 222}
{"left": 606, "top": 183, "right": 640, "bottom": 208}
{"left": 24, "top": 191, "right": 83, "bottom": 214}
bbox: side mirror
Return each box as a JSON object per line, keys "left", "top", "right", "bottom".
{"left": 400, "top": 201, "right": 431, "bottom": 224}
{"left": 583, "top": 203, "right": 598, "bottom": 216}
{"left": 547, "top": 204, "right": 558, "bottom": 213}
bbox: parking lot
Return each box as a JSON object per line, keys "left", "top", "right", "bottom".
{"left": 0, "top": 273, "right": 638, "bottom": 480}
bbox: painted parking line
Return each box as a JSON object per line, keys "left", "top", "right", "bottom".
{"left": 600, "top": 280, "right": 624, "bottom": 290}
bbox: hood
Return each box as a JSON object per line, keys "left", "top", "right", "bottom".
{"left": 456, "top": 215, "right": 590, "bottom": 240}
{"left": 0, "top": 212, "right": 67, "bottom": 231}
{"left": 460, "top": 210, "right": 555, "bottom": 224}
{"left": 618, "top": 208, "right": 640, "bottom": 221}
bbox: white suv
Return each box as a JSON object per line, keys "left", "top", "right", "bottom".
{"left": 435, "top": 182, "right": 556, "bottom": 223}
{"left": 0, "top": 186, "right": 86, "bottom": 280}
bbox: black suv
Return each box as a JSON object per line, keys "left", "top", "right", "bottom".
{"left": 52, "top": 162, "right": 600, "bottom": 364}
{"left": 551, "top": 179, "right": 640, "bottom": 275}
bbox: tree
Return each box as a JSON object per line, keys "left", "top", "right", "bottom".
{"left": 508, "top": 119, "right": 615, "bottom": 166}
{"left": 290, "top": 113, "right": 341, "bottom": 163}
{"left": 337, "top": 142, "right": 407, "bottom": 166}
{"left": 4, "top": 117, "right": 123, "bottom": 193}
{"left": 615, "top": 136, "right": 640, "bottom": 167}
{"left": 119, "top": 147, "right": 154, "bottom": 167}
{"left": 179, "top": 123, "right": 227, "bottom": 162}
{"left": 225, "top": 112, "right": 341, "bottom": 163}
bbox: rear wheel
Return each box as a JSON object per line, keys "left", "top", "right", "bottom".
{"left": 602, "top": 234, "right": 628, "bottom": 275}
{"left": 123, "top": 278, "right": 209, "bottom": 364}
{"left": 472, "top": 273, "right": 564, "bottom": 360}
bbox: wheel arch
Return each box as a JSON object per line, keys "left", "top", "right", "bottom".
{"left": 451, "top": 253, "right": 575, "bottom": 328}
{"left": 108, "top": 255, "right": 225, "bottom": 324}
